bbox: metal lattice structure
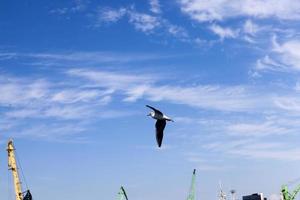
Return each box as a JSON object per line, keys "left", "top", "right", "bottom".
{"left": 187, "top": 169, "right": 196, "bottom": 200}
{"left": 219, "top": 182, "right": 226, "bottom": 200}
{"left": 7, "top": 140, "right": 32, "bottom": 200}
{"left": 281, "top": 184, "right": 300, "bottom": 200}
{"left": 117, "top": 186, "right": 129, "bottom": 200}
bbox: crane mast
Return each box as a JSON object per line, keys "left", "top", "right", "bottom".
{"left": 7, "top": 139, "right": 23, "bottom": 200}
{"left": 117, "top": 186, "right": 129, "bottom": 200}
{"left": 281, "top": 184, "right": 300, "bottom": 200}
{"left": 219, "top": 181, "right": 226, "bottom": 200}
{"left": 187, "top": 169, "right": 196, "bottom": 200}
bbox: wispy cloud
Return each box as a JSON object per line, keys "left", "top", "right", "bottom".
{"left": 96, "top": 7, "right": 127, "bottom": 24}
{"left": 68, "top": 69, "right": 270, "bottom": 112}
{"left": 179, "top": 0, "right": 300, "bottom": 22}
{"left": 95, "top": 6, "right": 161, "bottom": 33}
{"left": 255, "top": 36, "right": 300, "bottom": 73}
{"left": 227, "top": 121, "right": 290, "bottom": 137}
{"left": 0, "top": 71, "right": 138, "bottom": 142}
{"left": 128, "top": 11, "right": 161, "bottom": 33}
{"left": 149, "top": 0, "right": 161, "bottom": 14}
{"left": 209, "top": 24, "right": 239, "bottom": 40}
{"left": 94, "top": 6, "right": 189, "bottom": 40}
{"left": 203, "top": 139, "right": 300, "bottom": 161}
{"left": 67, "top": 68, "right": 156, "bottom": 90}
{"left": 49, "top": 0, "right": 87, "bottom": 15}
{"left": 2, "top": 64, "right": 300, "bottom": 163}
{"left": 243, "top": 20, "right": 259, "bottom": 36}
{"left": 0, "top": 51, "right": 169, "bottom": 67}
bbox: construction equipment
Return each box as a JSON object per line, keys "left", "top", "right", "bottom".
{"left": 7, "top": 139, "right": 32, "bottom": 200}
{"left": 186, "top": 169, "right": 196, "bottom": 200}
{"left": 117, "top": 186, "right": 128, "bottom": 200}
{"left": 281, "top": 184, "right": 300, "bottom": 200}
{"left": 230, "top": 190, "right": 236, "bottom": 200}
{"left": 219, "top": 181, "right": 226, "bottom": 200}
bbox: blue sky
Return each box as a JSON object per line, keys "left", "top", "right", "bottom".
{"left": 1, "top": 0, "right": 300, "bottom": 200}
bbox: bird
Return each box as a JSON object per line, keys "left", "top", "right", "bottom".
{"left": 146, "top": 105, "right": 174, "bottom": 148}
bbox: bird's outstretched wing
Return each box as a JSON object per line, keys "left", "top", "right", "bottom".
{"left": 146, "top": 105, "right": 163, "bottom": 115}
{"left": 155, "top": 120, "right": 166, "bottom": 147}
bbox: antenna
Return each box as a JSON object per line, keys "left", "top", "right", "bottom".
{"left": 230, "top": 189, "right": 236, "bottom": 200}
{"left": 219, "top": 181, "right": 226, "bottom": 200}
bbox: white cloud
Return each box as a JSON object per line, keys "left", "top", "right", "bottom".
{"left": 71, "top": 0, "right": 87, "bottom": 12}
{"left": 255, "top": 55, "right": 286, "bottom": 71}
{"left": 227, "top": 121, "right": 290, "bottom": 137}
{"left": 5, "top": 109, "right": 42, "bottom": 119}
{"left": 203, "top": 139, "right": 300, "bottom": 161}
{"left": 44, "top": 105, "right": 93, "bottom": 120}
{"left": 68, "top": 69, "right": 264, "bottom": 112}
{"left": 97, "top": 7, "right": 127, "bottom": 23}
{"left": 68, "top": 68, "right": 155, "bottom": 90}
{"left": 255, "top": 37, "right": 300, "bottom": 73}
{"left": 164, "top": 22, "right": 189, "bottom": 39}
{"left": 51, "top": 89, "right": 110, "bottom": 104}
{"left": 143, "top": 85, "right": 266, "bottom": 112}
{"left": 93, "top": 6, "right": 190, "bottom": 40}
{"left": 49, "top": 8, "right": 69, "bottom": 15}
{"left": 149, "top": 0, "right": 161, "bottom": 14}
{"left": 179, "top": 0, "right": 300, "bottom": 22}
{"left": 128, "top": 11, "right": 160, "bottom": 33}
{"left": 0, "top": 52, "right": 17, "bottom": 60}
{"left": 0, "top": 79, "right": 49, "bottom": 106}
{"left": 273, "top": 39, "right": 300, "bottom": 70}
{"left": 230, "top": 145, "right": 300, "bottom": 161}
{"left": 97, "top": 7, "right": 161, "bottom": 34}
{"left": 243, "top": 19, "right": 259, "bottom": 36}
{"left": 0, "top": 51, "right": 167, "bottom": 67}
{"left": 16, "top": 123, "right": 88, "bottom": 142}
{"left": 68, "top": 69, "right": 280, "bottom": 113}
{"left": 209, "top": 24, "right": 239, "bottom": 40}
{"left": 274, "top": 96, "right": 300, "bottom": 112}
{"left": 0, "top": 72, "right": 141, "bottom": 142}
{"left": 49, "top": 0, "right": 87, "bottom": 15}
{"left": 123, "top": 85, "right": 151, "bottom": 102}
{"left": 3, "top": 64, "right": 300, "bottom": 160}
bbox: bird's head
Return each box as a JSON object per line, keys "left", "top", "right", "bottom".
{"left": 147, "top": 111, "right": 154, "bottom": 117}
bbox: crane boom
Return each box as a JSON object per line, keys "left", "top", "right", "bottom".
{"left": 7, "top": 139, "right": 23, "bottom": 200}
{"left": 117, "top": 186, "right": 129, "bottom": 200}
{"left": 187, "top": 169, "right": 196, "bottom": 200}
{"left": 281, "top": 184, "right": 300, "bottom": 200}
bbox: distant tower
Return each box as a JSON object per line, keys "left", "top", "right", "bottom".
{"left": 219, "top": 181, "right": 226, "bottom": 200}
{"left": 231, "top": 189, "right": 237, "bottom": 200}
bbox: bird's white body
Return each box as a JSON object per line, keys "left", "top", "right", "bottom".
{"left": 149, "top": 111, "right": 173, "bottom": 121}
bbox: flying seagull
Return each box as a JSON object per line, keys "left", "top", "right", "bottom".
{"left": 146, "top": 105, "right": 174, "bottom": 148}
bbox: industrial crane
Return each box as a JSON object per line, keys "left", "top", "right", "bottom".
{"left": 117, "top": 186, "right": 128, "bottom": 200}
{"left": 7, "top": 139, "right": 32, "bottom": 200}
{"left": 186, "top": 169, "right": 196, "bottom": 200}
{"left": 281, "top": 184, "right": 300, "bottom": 200}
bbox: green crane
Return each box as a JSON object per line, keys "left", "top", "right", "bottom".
{"left": 186, "top": 169, "right": 196, "bottom": 200}
{"left": 117, "top": 186, "right": 128, "bottom": 200}
{"left": 281, "top": 184, "right": 300, "bottom": 200}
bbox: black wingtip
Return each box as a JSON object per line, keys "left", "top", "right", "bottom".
{"left": 193, "top": 169, "right": 196, "bottom": 174}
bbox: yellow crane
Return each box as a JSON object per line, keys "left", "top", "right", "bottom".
{"left": 7, "top": 139, "right": 32, "bottom": 200}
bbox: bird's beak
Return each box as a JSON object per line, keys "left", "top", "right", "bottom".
{"left": 147, "top": 113, "right": 151, "bottom": 116}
